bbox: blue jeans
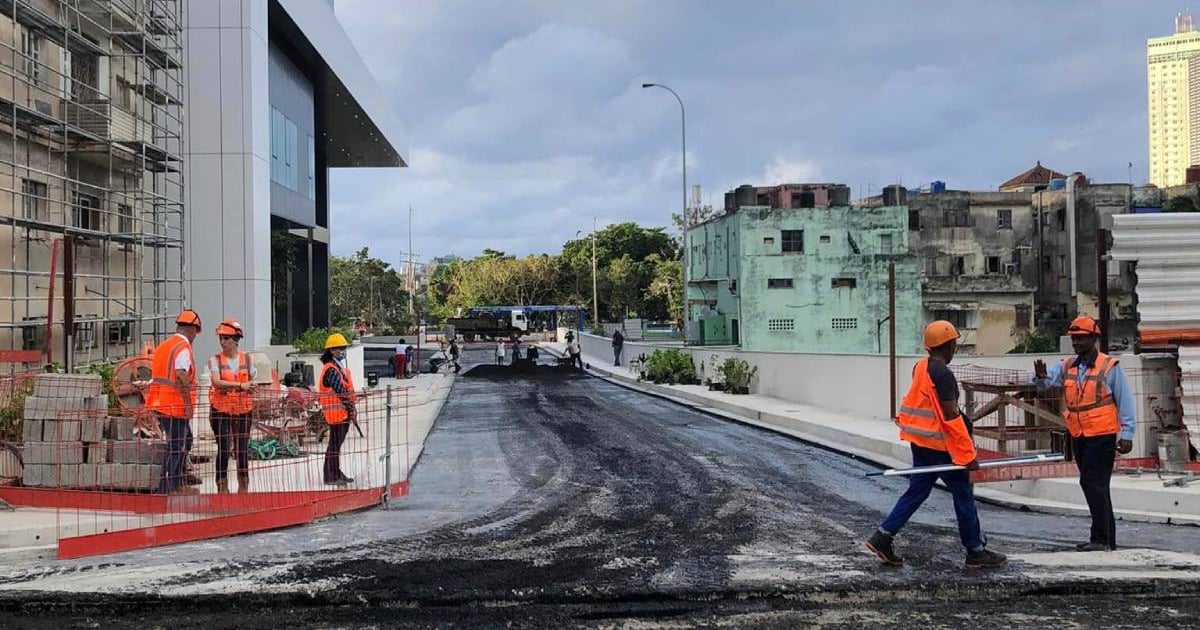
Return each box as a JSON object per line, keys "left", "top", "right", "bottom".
{"left": 879, "top": 444, "right": 984, "bottom": 550}
{"left": 156, "top": 415, "right": 190, "bottom": 493}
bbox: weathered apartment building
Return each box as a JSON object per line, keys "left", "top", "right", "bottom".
{"left": 0, "top": 0, "right": 185, "bottom": 370}
{"left": 687, "top": 185, "right": 923, "bottom": 354}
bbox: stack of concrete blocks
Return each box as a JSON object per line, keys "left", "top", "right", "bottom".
{"left": 21, "top": 374, "right": 163, "bottom": 491}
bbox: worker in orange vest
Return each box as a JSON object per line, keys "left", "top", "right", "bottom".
{"left": 1034, "top": 315, "right": 1135, "bottom": 551}
{"left": 318, "top": 333, "right": 356, "bottom": 486}
{"left": 146, "top": 309, "right": 202, "bottom": 495}
{"left": 866, "top": 320, "right": 1007, "bottom": 568}
{"left": 208, "top": 319, "right": 256, "bottom": 494}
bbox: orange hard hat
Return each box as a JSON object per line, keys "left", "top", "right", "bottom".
{"left": 176, "top": 309, "right": 202, "bottom": 330}
{"left": 215, "top": 318, "right": 244, "bottom": 338}
{"left": 1067, "top": 316, "right": 1101, "bottom": 336}
{"left": 923, "top": 320, "right": 961, "bottom": 350}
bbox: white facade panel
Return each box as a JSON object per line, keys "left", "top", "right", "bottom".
{"left": 1111, "top": 213, "right": 1200, "bottom": 333}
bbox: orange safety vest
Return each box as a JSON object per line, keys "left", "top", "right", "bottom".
{"left": 145, "top": 334, "right": 197, "bottom": 419}
{"left": 209, "top": 351, "right": 254, "bottom": 415}
{"left": 1061, "top": 352, "right": 1121, "bottom": 438}
{"left": 318, "top": 362, "right": 355, "bottom": 425}
{"left": 896, "top": 359, "right": 977, "bottom": 466}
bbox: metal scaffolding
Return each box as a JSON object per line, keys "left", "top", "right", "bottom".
{"left": 0, "top": 0, "right": 183, "bottom": 371}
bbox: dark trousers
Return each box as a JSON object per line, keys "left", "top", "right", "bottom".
{"left": 324, "top": 421, "right": 350, "bottom": 482}
{"left": 570, "top": 352, "right": 582, "bottom": 368}
{"left": 879, "top": 444, "right": 984, "bottom": 550}
{"left": 210, "top": 410, "right": 251, "bottom": 482}
{"left": 156, "top": 415, "right": 190, "bottom": 493}
{"left": 613, "top": 346, "right": 623, "bottom": 366}
{"left": 1074, "top": 433, "right": 1118, "bottom": 548}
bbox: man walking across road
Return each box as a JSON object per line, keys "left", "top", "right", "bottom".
{"left": 567, "top": 335, "right": 583, "bottom": 369}
{"left": 612, "top": 329, "right": 624, "bottom": 366}
{"left": 449, "top": 339, "right": 461, "bottom": 373}
{"left": 865, "top": 320, "right": 1006, "bottom": 569}
{"left": 1033, "top": 316, "right": 1135, "bottom": 552}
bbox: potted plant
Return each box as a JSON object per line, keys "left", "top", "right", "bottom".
{"left": 719, "top": 357, "right": 757, "bottom": 395}
{"left": 707, "top": 355, "right": 725, "bottom": 390}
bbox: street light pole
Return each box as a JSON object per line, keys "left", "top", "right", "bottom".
{"left": 592, "top": 217, "right": 599, "bottom": 329}
{"left": 642, "top": 82, "right": 688, "bottom": 340}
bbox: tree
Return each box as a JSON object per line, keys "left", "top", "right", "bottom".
{"left": 1165, "top": 195, "right": 1199, "bottom": 213}
{"left": 330, "top": 248, "right": 412, "bottom": 332}
{"left": 646, "top": 253, "right": 683, "bottom": 323}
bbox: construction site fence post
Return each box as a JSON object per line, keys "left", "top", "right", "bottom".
{"left": 384, "top": 385, "right": 393, "bottom": 507}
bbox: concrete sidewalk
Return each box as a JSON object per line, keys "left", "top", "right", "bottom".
{"left": 0, "top": 372, "right": 456, "bottom": 561}
{"left": 546, "top": 343, "right": 1200, "bottom": 526}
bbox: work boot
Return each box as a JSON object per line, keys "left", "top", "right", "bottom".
{"left": 965, "top": 548, "right": 1007, "bottom": 568}
{"left": 186, "top": 473, "right": 203, "bottom": 486}
{"left": 237, "top": 473, "right": 250, "bottom": 494}
{"left": 338, "top": 472, "right": 355, "bottom": 485}
{"left": 865, "top": 530, "right": 903, "bottom": 566}
{"left": 171, "top": 486, "right": 200, "bottom": 496}
{"left": 215, "top": 478, "right": 229, "bottom": 494}
{"left": 1075, "top": 542, "right": 1112, "bottom": 552}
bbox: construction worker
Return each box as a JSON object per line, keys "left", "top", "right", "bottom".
{"left": 146, "top": 309, "right": 202, "bottom": 495}
{"left": 208, "top": 319, "right": 256, "bottom": 494}
{"left": 449, "top": 338, "right": 461, "bottom": 373}
{"left": 866, "top": 320, "right": 1007, "bottom": 568}
{"left": 318, "top": 333, "right": 356, "bottom": 486}
{"left": 1033, "top": 316, "right": 1135, "bottom": 551}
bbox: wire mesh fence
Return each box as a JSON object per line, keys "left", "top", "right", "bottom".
{"left": 2, "top": 371, "right": 410, "bottom": 558}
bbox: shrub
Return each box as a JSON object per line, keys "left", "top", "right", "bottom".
{"left": 718, "top": 358, "right": 758, "bottom": 393}
{"left": 643, "top": 349, "right": 696, "bottom": 385}
{"left": 1009, "top": 332, "right": 1059, "bottom": 354}
{"left": 292, "top": 326, "right": 355, "bottom": 354}
{"left": 0, "top": 378, "right": 33, "bottom": 442}
{"left": 84, "top": 362, "right": 120, "bottom": 411}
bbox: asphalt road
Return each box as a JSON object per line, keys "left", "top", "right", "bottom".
{"left": 4, "top": 349, "right": 1200, "bottom": 628}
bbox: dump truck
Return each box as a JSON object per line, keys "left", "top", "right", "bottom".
{"left": 447, "top": 307, "right": 529, "bottom": 341}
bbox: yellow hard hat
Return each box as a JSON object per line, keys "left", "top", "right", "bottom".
{"left": 923, "top": 320, "right": 961, "bottom": 350}
{"left": 324, "top": 332, "right": 349, "bottom": 350}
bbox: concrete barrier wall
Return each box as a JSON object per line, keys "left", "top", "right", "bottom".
{"left": 581, "top": 333, "right": 1065, "bottom": 421}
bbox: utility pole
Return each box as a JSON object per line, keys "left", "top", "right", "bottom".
{"left": 592, "top": 217, "right": 599, "bottom": 329}
{"left": 408, "top": 206, "right": 415, "bottom": 321}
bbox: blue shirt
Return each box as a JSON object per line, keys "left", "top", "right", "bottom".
{"left": 1033, "top": 356, "right": 1136, "bottom": 441}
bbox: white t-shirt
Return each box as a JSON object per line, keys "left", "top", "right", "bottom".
{"left": 172, "top": 333, "right": 193, "bottom": 371}
{"left": 207, "top": 352, "right": 258, "bottom": 380}
{"left": 395, "top": 343, "right": 406, "bottom": 355}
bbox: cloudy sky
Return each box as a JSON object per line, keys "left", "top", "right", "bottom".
{"left": 329, "top": 0, "right": 1167, "bottom": 266}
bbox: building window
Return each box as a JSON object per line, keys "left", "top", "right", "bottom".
{"left": 933, "top": 310, "right": 968, "bottom": 329}
{"left": 925, "top": 256, "right": 939, "bottom": 276}
{"left": 22, "top": 324, "right": 45, "bottom": 351}
{"left": 1059, "top": 254, "right": 1067, "bottom": 277}
{"left": 986, "top": 256, "right": 1001, "bottom": 274}
{"left": 21, "top": 179, "right": 47, "bottom": 221}
{"left": 21, "top": 29, "right": 40, "bottom": 81}
{"left": 74, "top": 320, "right": 97, "bottom": 351}
{"left": 781, "top": 230, "right": 804, "bottom": 253}
{"left": 1042, "top": 256, "right": 1052, "bottom": 272}
{"left": 270, "top": 107, "right": 284, "bottom": 183}
{"left": 767, "top": 318, "right": 795, "bottom": 332}
{"left": 71, "top": 191, "right": 102, "bottom": 231}
{"left": 107, "top": 320, "right": 133, "bottom": 344}
{"left": 115, "top": 76, "right": 133, "bottom": 110}
{"left": 307, "top": 134, "right": 316, "bottom": 200}
{"left": 117, "top": 203, "right": 133, "bottom": 234}
{"left": 1014, "top": 304, "right": 1031, "bottom": 330}
{"left": 953, "top": 256, "right": 965, "bottom": 275}
{"left": 762, "top": 237, "right": 775, "bottom": 246}
{"left": 943, "top": 208, "right": 969, "bottom": 227}
{"left": 767, "top": 278, "right": 794, "bottom": 289}
{"left": 831, "top": 317, "right": 858, "bottom": 330}
{"left": 880, "top": 234, "right": 893, "bottom": 254}
{"left": 1056, "top": 208, "right": 1066, "bottom": 231}
{"left": 997, "top": 209, "right": 1012, "bottom": 229}
{"left": 819, "top": 234, "right": 831, "bottom": 243}
{"left": 908, "top": 209, "right": 920, "bottom": 230}
{"left": 285, "top": 119, "right": 298, "bottom": 189}
{"left": 831, "top": 277, "right": 857, "bottom": 289}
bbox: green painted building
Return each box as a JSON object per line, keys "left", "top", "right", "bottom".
{"left": 685, "top": 204, "right": 922, "bottom": 354}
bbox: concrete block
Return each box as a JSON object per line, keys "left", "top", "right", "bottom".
{"left": 77, "top": 464, "right": 98, "bottom": 489}
{"left": 21, "top": 464, "right": 49, "bottom": 487}
{"left": 32, "top": 373, "right": 102, "bottom": 398}
{"left": 84, "top": 441, "right": 109, "bottom": 464}
{"left": 23, "top": 441, "right": 84, "bottom": 465}
{"left": 129, "top": 464, "right": 162, "bottom": 491}
{"left": 110, "top": 439, "right": 166, "bottom": 465}
{"left": 95, "top": 463, "right": 119, "bottom": 489}
{"left": 85, "top": 396, "right": 109, "bottom": 411}
{"left": 42, "top": 419, "right": 82, "bottom": 442}
{"left": 20, "top": 418, "right": 43, "bottom": 443}
{"left": 56, "top": 464, "right": 79, "bottom": 488}
{"left": 23, "top": 396, "right": 91, "bottom": 421}
{"left": 79, "top": 417, "right": 105, "bottom": 443}
{"left": 22, "top": 441, "right": 52, "bottom": 465}
{"left": 108, "top": 416, "right": 137, "bottom": 441}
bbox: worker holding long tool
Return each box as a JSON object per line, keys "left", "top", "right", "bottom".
{"left": 319, "top": 333, "right": 357, "bottom": 486}
{"left": 866, "top": 320, "right": 1007, "bottom": 568}
{"left": 1033, "top": 316, "right": 1135, "bottom": 552}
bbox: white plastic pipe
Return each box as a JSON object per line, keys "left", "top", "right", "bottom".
{"left": 865, "top": 454, "right": 1064, "bottom": 477}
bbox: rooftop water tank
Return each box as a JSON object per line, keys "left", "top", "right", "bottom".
{"left": 882, "top": 184, "right": 907, "bottom": 206}
{"left": 827, "top": 185, "right": 851, "bottom": 207}
{"left": 797, "top": 186, "right": 816, "bottom": 208}
{"left": 930, "top": 181, "right": 946, "bottom": 193}
{"left": 1048, "top": 178, "right": 1066, "bottom": 190}
{"left": 734, "top": 184, "right": 756, "bottom": 208}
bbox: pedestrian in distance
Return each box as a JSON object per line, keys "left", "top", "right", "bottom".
{"left": 449, "top": 338, "right": 461, "bottom": 373}
{"left": 495, "top": 339, "right": 506, "bottom": 365}
{"left": 405, "top": 343, "right": 416, "bottom": 379}
{"left": 865, "top": 320, "right": 1007, "bottom": 569}
{"left": 208, "top": 319, "right": 256, "bottom": 494}
{"left": 612, "top": 329, "right": 624, "bottom": 366}
{"left": 393, "top": 339, "right": 407, "bottom": 379}
{"left": 1033, "top": 316, "right": 1135, "bottom": 552}
{"left": 146, "top": 309, "right": 202, "bottom": 495}
{"left": 567, "top": 336, "right": 583, "bottom": 368}
{"left": 318, "top": 333, "right": 356, "bottom": 486}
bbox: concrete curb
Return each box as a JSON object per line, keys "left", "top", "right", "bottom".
{"left": 538, "top": 344, "right": 1200, "bottom": 527}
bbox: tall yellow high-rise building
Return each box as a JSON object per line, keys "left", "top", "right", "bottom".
{"left": 1148, "top": 13, "right": 1200, "bottom": 186}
